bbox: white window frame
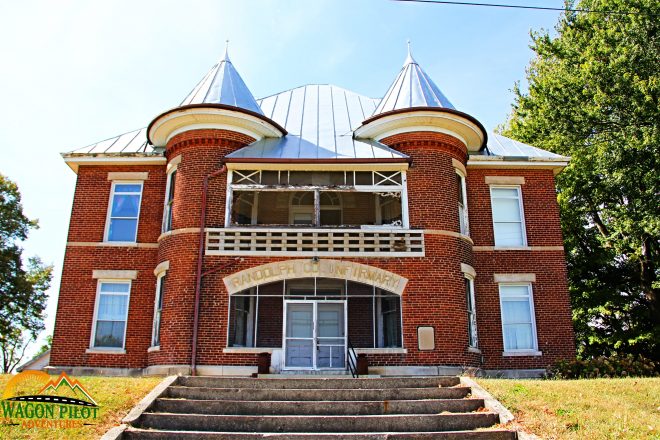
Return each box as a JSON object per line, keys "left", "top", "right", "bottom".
{"left": 456, "top": 170, "right": 469, "bottom": 236}
{"left": 104, "top": 181, "right": 143, "bottom": 243}
{"left": 162, "top": 167, "right": 177, "bottom": 233}
{"left": 90, "top": 279, "right": 132, "bottom": 351}
{"left": 489, "top": 185, "right": 527, "bottom": 247}
{"left": 498, "top": 283, "right": 539, "bottom": 353}
{"left": 465, "top": 275, "right": 478, "bottom": 348}
{"left": 151, "top": 273, "right": 166, "bottom": 348}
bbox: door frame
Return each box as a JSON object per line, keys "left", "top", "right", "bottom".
{"left": 282, "top": 299, "right": 347, "bottom": 370}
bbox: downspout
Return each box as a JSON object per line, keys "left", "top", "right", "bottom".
{"left": 191, "top": 164, "right": 227, "bottom": 376}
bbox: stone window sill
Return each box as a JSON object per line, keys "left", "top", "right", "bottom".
{"left": 467, "top": 346, "right": 481, "bottom": 354}
{"left": 86, "top": 348, "right": 126, "bottom": 355}
{"left": 147, "top": 346, "right": 160, "bottom": 353}
{"left": 223, "top": 347, "right": 275, "bottom": 354}
{"left": 502, "top": 350, "right": 542, "bottom": 357}
{"left": 355, "top": 348, "right": 408, "bottom": 355}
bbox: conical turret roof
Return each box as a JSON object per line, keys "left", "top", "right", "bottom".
{"left": 372, "top": 46, "right": 454, "bottom": 116}
{"left": 180, "top": 46, "right": 264, "bottom": 115}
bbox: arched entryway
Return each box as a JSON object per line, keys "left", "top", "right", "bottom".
{"left": 223, "top": 260, "right": 407, "bottom": 371}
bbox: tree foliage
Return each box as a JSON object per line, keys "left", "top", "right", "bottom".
{"left": 0, "top": 173, "right": 53, "bottom": 372}
{"left": 502, "top": 0, "right": 659, "bottom": 360}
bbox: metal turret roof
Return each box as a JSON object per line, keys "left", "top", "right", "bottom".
{"left": 179, "top": 47, "right": 264, "bottom": 114}
{"left": 372, "top": 46, "right": 454, "bottom": 116}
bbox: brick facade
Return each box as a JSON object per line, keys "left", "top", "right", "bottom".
{"left": 52, "top": 124, "right": 575, "bottom": 374}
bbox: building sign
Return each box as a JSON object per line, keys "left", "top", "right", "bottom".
{"left": 224, "top": 259, "right": 407, "bottom": 295}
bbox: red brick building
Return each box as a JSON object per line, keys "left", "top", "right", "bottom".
{"left": 50, "top": 48, "right": 575, "bottom": 377}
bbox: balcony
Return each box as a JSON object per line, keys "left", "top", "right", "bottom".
{"left": 206, "top": 227, "right": 424, "bottom": 257}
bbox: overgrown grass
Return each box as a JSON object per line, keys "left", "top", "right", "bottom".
{"left": 478, "top": 377, "right": 660, "bottom": 440}
{"left": 0, "top": 374, "right": 162, "bottom": 439}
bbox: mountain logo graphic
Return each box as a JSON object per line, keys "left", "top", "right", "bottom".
{"left": 38, "top": 373, "right": 97, "bottom": 406}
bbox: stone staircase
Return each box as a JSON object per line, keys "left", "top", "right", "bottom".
{"left": 118, "top": 376, "right": 517, "bottom": 439}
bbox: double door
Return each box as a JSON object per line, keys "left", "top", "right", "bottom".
{"left": 284, "top": 301, "right": 346, "bottom": 370}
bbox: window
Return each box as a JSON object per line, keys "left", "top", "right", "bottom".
{"left": 377, "top": 296, "right": 402, "bottom": 348}
{"left": 456, "top": 172, "right": 469, "bottom": 235}
{"left": 92, "top": 281, "right": 130, "bottom": 349}
{"left": 152, "top": 274, "right": 165, "bottom": 347}
{"left": 106, "top": 182, "right": 143, "bottom": 242}
{"left": 229, "top": 295, "right": 255, "bottom": 347}
{"left": 499, "top": 284, "right": 537, "bottom": 351}
{"left": 465, "top": 277, "right": 478, "bottom": 348}
{"left": 490, "top": 186, "right": 526, "bottom": 246}
{"left": 162, "top": 169, "right": 177, "bottom": 232}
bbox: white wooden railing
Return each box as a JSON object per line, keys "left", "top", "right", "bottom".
{"left": 206, "top": 227, "right": 424, "bottom": 257}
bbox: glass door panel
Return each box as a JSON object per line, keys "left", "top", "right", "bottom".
{"left": 285, "top": 303, "right": 314, "bottom": 368}
{"left": 316, "top": 303, "right": 345, "bottom": 369}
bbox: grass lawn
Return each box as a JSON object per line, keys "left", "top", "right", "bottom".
{"left": 0, "top": 374, "right": 163, "bottom": 440}
{"left": 478, "top": 377, "right": 660, "bottom": 440}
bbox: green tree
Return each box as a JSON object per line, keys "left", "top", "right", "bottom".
{"left": 502, "top": 0, "right": 659, "bottom": 360}
{"left": 0, "top": 173, "right": 53, "bottom": 372}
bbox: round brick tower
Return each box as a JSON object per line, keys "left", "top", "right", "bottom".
{"left": 144, "top": 50, "right": 285, "bottom": 373}
{"left": 354, "top": 49, "right": 487, "bottom": 366}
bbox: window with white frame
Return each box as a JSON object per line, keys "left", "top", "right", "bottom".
{"left": 456, "top": 172, "right": 469, "bottom": 235}
{"left": 152, "top": 274, "right": 166, "bottom": 347}
{"left": 465, "top": 277, "right": 478, "bottom": 348}
{"left": 499, "top": 284, "right": 537, "bottom": 351}
{"left": 106, "top": 182, "right": 143, "bottom": 242}
{"left": 92, "top": 281, "right": 131, "bottom": 349}
{"left": 490, "top": 186, "right": 526, "bottom": 246}
{"left": 162, "top": 169, "right": 177, "bottom": 232}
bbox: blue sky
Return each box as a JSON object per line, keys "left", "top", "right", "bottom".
{"left": 0, "top": 0, "right": 562, "bottom": 359}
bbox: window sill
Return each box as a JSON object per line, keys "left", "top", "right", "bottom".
{"left": 355, "top": 348, "right": 407, "bottom": 355}
{"left": 223, "top": 347, "right": 275, "bottom": 354}
{"left": 502, "top": 350, "right": 542, "bottom": 357}
{"left": 86, "top": 348, "right": 126, "bottom": 355}
{"left": 102, "top": 241, "right": 139, "bottom": 246}
{"left": 467, "top": 346, "right": 481, "bottom": 354}
{"left": 147, "top": 346, "right": 160, "bottom": 353}
{"left": 493, "top": 246, "right": 531, "bottom": 251}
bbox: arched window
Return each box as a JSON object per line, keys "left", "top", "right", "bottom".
{"left": 289, "top": 192, "right": 342, "bottom": 226}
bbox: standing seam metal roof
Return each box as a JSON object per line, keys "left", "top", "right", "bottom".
{"left": 66, "top": 86, "right": 564, "bottom": 161}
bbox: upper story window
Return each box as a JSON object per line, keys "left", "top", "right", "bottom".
{"left": 162, "top": 168, "right": 177, "bottom": 232}
{"left": 227, "top": 170, "right": 408, "bottom": 229}
{"left": 456, "top": 171, "right": 469, "bottom": 236}
{"left": 106, "top": 182, "right": 143, "bottom": 242}
{"left": 490, "top": 186, "right": 526, "bottom": 247}
{"left": 499, "top": 283, "right": 538, "bottom": 352}
{"left": 92, "top": 281, "right": 131, "bottom": 349}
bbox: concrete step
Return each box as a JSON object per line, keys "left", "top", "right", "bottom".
{"left": 178, "top": 376, "right": 461, "bottom": 389}
{"left": 134, "top": 413, "right": 500, "bottom": 433}
{"left": 165, "top": 386, "right": 471, "bottom": 401}
{"left": 123, "top": 428, "right": 517, "bottom": 439}
{"left": 152, "top": 398, "right": 485, "bottom": 415}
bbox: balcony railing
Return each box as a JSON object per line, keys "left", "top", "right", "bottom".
{"left": 206, "top": 227, "right": 424, "bottom": 257}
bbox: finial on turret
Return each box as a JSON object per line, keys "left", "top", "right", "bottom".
{"left": 405, "top": 39, "right": 415, "bottom": 65}
{"left": 223, "top": 40, "right": 230, "bottom": 61}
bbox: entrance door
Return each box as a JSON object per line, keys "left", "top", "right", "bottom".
{"left": 284, "top": 301, "right": 346, "bottom": 370}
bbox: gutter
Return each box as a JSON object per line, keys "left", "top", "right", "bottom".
{"left": 191, "top": 165, "right": 228, "bottom": 377}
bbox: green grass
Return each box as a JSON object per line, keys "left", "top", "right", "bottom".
{"left": 0, "top": 374, "right": 163, "bottom": 439}
{"left": 478, "top": 377, "right": 660, "bottom": 440}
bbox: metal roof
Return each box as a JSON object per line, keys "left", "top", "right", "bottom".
{"left": 179, "top": 48, "right": 263, "bottom": 114}
{"left": 65, "top": 86, "right": 564, "bottom": 162}
{"left": 372, "top": 49, "right": 454, "bottom": 116}
{"left": 226, "top": 84, "right": 407, "bottom": 161}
